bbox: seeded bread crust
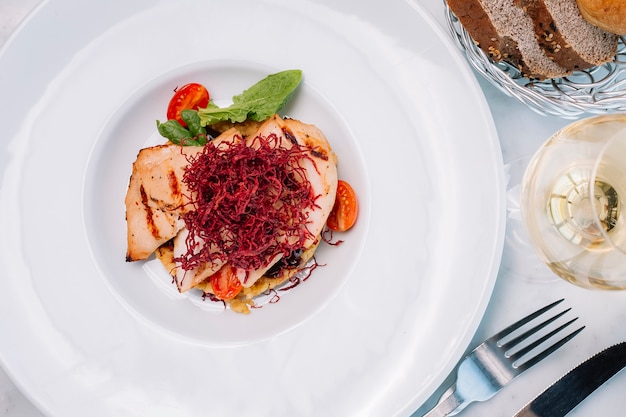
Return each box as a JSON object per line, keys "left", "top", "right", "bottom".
{"left": 448, "top": 0, "right": 618, "bottom": 79}
{"left": 447, "top": 0, "right": 530, "bottom": 74}
{"left": 520, "top": 0, "right": 617, "bottom": 69}
{"left": 519, "top": 0, "right": 591, "bottom": 70}
{"left": 448, "top": 0, "right": 569, "bottom": 78}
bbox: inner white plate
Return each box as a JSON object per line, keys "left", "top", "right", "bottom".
{"left": 0, "top": 0, "right": 504, "bottom": 416}
{"left": 83, "top": 61, "right": 368, "bottom": 345}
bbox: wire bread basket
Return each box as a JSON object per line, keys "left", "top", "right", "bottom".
{"left": 445, "top": 3, "right": 626, "bottom": 118}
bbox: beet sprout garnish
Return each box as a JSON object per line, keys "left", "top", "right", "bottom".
{"left": 300, "top": 258, "right": 321, "bottom": 281}
{"left": 201, "top": 291, "right": 226, "bottom": 309}
{"left": 279, "top": 257, "right": 321, "bottom": 291}
{"left": 268, "top": 289, "right": 281, "bottom": 304}
{"left": 249, "top": 289, "right": 281, "bottom": 309}
{"left": 175, "top": 133, "right": 321, "bottom": 272}
{"left": 321, "top": 227, "right": 344, "bottom": 246}
{"left": 279, "top": 276, "right": 301, "bottom": 292}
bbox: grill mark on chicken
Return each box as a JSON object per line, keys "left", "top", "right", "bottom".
{"left": 168, "top": 169, "right": 181, "bottom": 200}
{"left": 139, "top": 184, "right": 160, "bottom": 240}
{"left": 283, "top": 127, "right": 299, "bottom": 145}
{"left": 310, "top": 149, "right": 329, "bottom": 161}
{"left": 299, "top": 133, "right": 329, "bottom": 161}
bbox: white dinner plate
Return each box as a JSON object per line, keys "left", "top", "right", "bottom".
{"left": 0, "top": 0, "right": 504, "bottom": 415}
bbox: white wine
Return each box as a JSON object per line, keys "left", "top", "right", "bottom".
{"left": 547, "top": 170, "right": 619, "bottom": 247}
{"left": 521, "top": 114, "right": 626, "bottom": 290}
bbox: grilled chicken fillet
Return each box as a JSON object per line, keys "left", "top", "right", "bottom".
{"left": 125, "top": 129, "right": 242, "bottom": 262}
{"left": 125, "top": 115, "right": 338, "bottom": 296}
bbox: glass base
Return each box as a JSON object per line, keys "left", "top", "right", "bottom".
{"left": 502, "top": 156, "right": 557, "bottom": 283}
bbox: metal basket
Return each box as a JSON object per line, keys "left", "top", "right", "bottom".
{"left": 445, "top": 3, "right": 626, "bottom": 118}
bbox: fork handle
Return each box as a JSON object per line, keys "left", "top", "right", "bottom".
{"left": 421, "top": 385, "right": 466, "bottom": 417}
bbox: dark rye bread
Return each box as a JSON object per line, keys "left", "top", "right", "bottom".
{"left": 448, "top": 0, "right": 618, "bottom": 79}
{"left": 520, "top": 0, "right": 618, "bottom": 70}
{"left": 448, "top": 0, "right": 569, "bottom": 79}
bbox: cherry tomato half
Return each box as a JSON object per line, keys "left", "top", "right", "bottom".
{"left": 166, "top": 83, "right": 210, "bottom": 127}
{"left": 210, "top": 265, "right": 243, "bottom": 300}
{"left": 327, "top": 180, "right": 358, "bottom": 232}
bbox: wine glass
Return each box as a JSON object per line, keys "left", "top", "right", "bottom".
{"left": 501, "top": 156, "right": 557, "bottom": 282}
{"left": 521, "top": 114, "right": 626, "bottom": 290}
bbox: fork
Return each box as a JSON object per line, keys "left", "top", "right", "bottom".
{"left": 421, "top": 299, "right": 584, "bottom": 417}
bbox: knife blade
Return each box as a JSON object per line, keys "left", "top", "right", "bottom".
{"left": 513, "top": 341, "right": 626, "bottom": 417}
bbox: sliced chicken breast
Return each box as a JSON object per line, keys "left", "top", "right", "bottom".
{"left": 125, "top": 144, "right": 201, "bottom": 261}
{"left": 172, "top": 228, "right": 226, "bottom": 292}
{"left": 125, "top": 128, "right": 242, "bottom": 261}
{"left": 126, "top": 115, "right": 338, "bottom": 294}
{"left": 228, "top": 114, "right": 338, "bottom": 288}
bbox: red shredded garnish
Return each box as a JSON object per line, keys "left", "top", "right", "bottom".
{"left": 279, "top": 257, "right": 321, "bottom": 291}
{"left": 268, "top": 289, "right": 281, "bottom": 304}
{"left": 201, "top": 291, "right": 226, "bottom": 307}
{"left": 175, "top": 133, "right": 320, "bottom": 272}
{"left": 321, "top": 227, "right": 344, "bottom": 246}
{"left": 249, "top": 289, "right": 281, "bottom": 309}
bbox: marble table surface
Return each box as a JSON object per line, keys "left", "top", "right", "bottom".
{"left": 1, "top": 1, "right": 47, "bottom": 414}
{"left": 2, "top": 1, "right": 626, "bottom": 416}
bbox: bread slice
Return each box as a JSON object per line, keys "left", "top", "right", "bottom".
{"left": 447, "top": 0, "right": 618, "bottom": 80}
{"left": 519, "top": 0, "right": 618, "bottom": 70}
{"left": 448, "top": 0, "right": 569, "bottom": 79}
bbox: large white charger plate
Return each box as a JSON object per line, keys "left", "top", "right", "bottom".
{"left": 0, "top": 0, "right": 504, "bottom": 416}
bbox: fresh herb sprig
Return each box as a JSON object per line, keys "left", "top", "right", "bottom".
{"left": 157, "top": 109, "right": 208, "bottom": 145}
{"left": 157, "top": 69, "right": 302, "bottom": 145}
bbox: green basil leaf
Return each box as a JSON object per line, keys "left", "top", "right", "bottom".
{"left": 157, "top": 118, "right": 208, "bottom": 146}
{"left": 156, "top": 120, "right": 192, "bottom": 145}
{"left": 181, "top": 109, "right": 207, "bottom": 138}
{"left": 180, "top": 137, "right": 208, "bottom": 146}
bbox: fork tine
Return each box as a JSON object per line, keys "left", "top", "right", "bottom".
{"left": 515, "top": 325, "right": 585, "bottom": 371}
{"left": 500, "top": 308, "right": 571, "bottom": 350}
{"left": 492, "top": 298, "right": 565, "bottom": 341}
{"left": 508, "top": 317, "right": 581, "bottom": 361}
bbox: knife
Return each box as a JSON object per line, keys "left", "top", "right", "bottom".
{"left": 513, "top": 342, "right": 626, "bottom": 417}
